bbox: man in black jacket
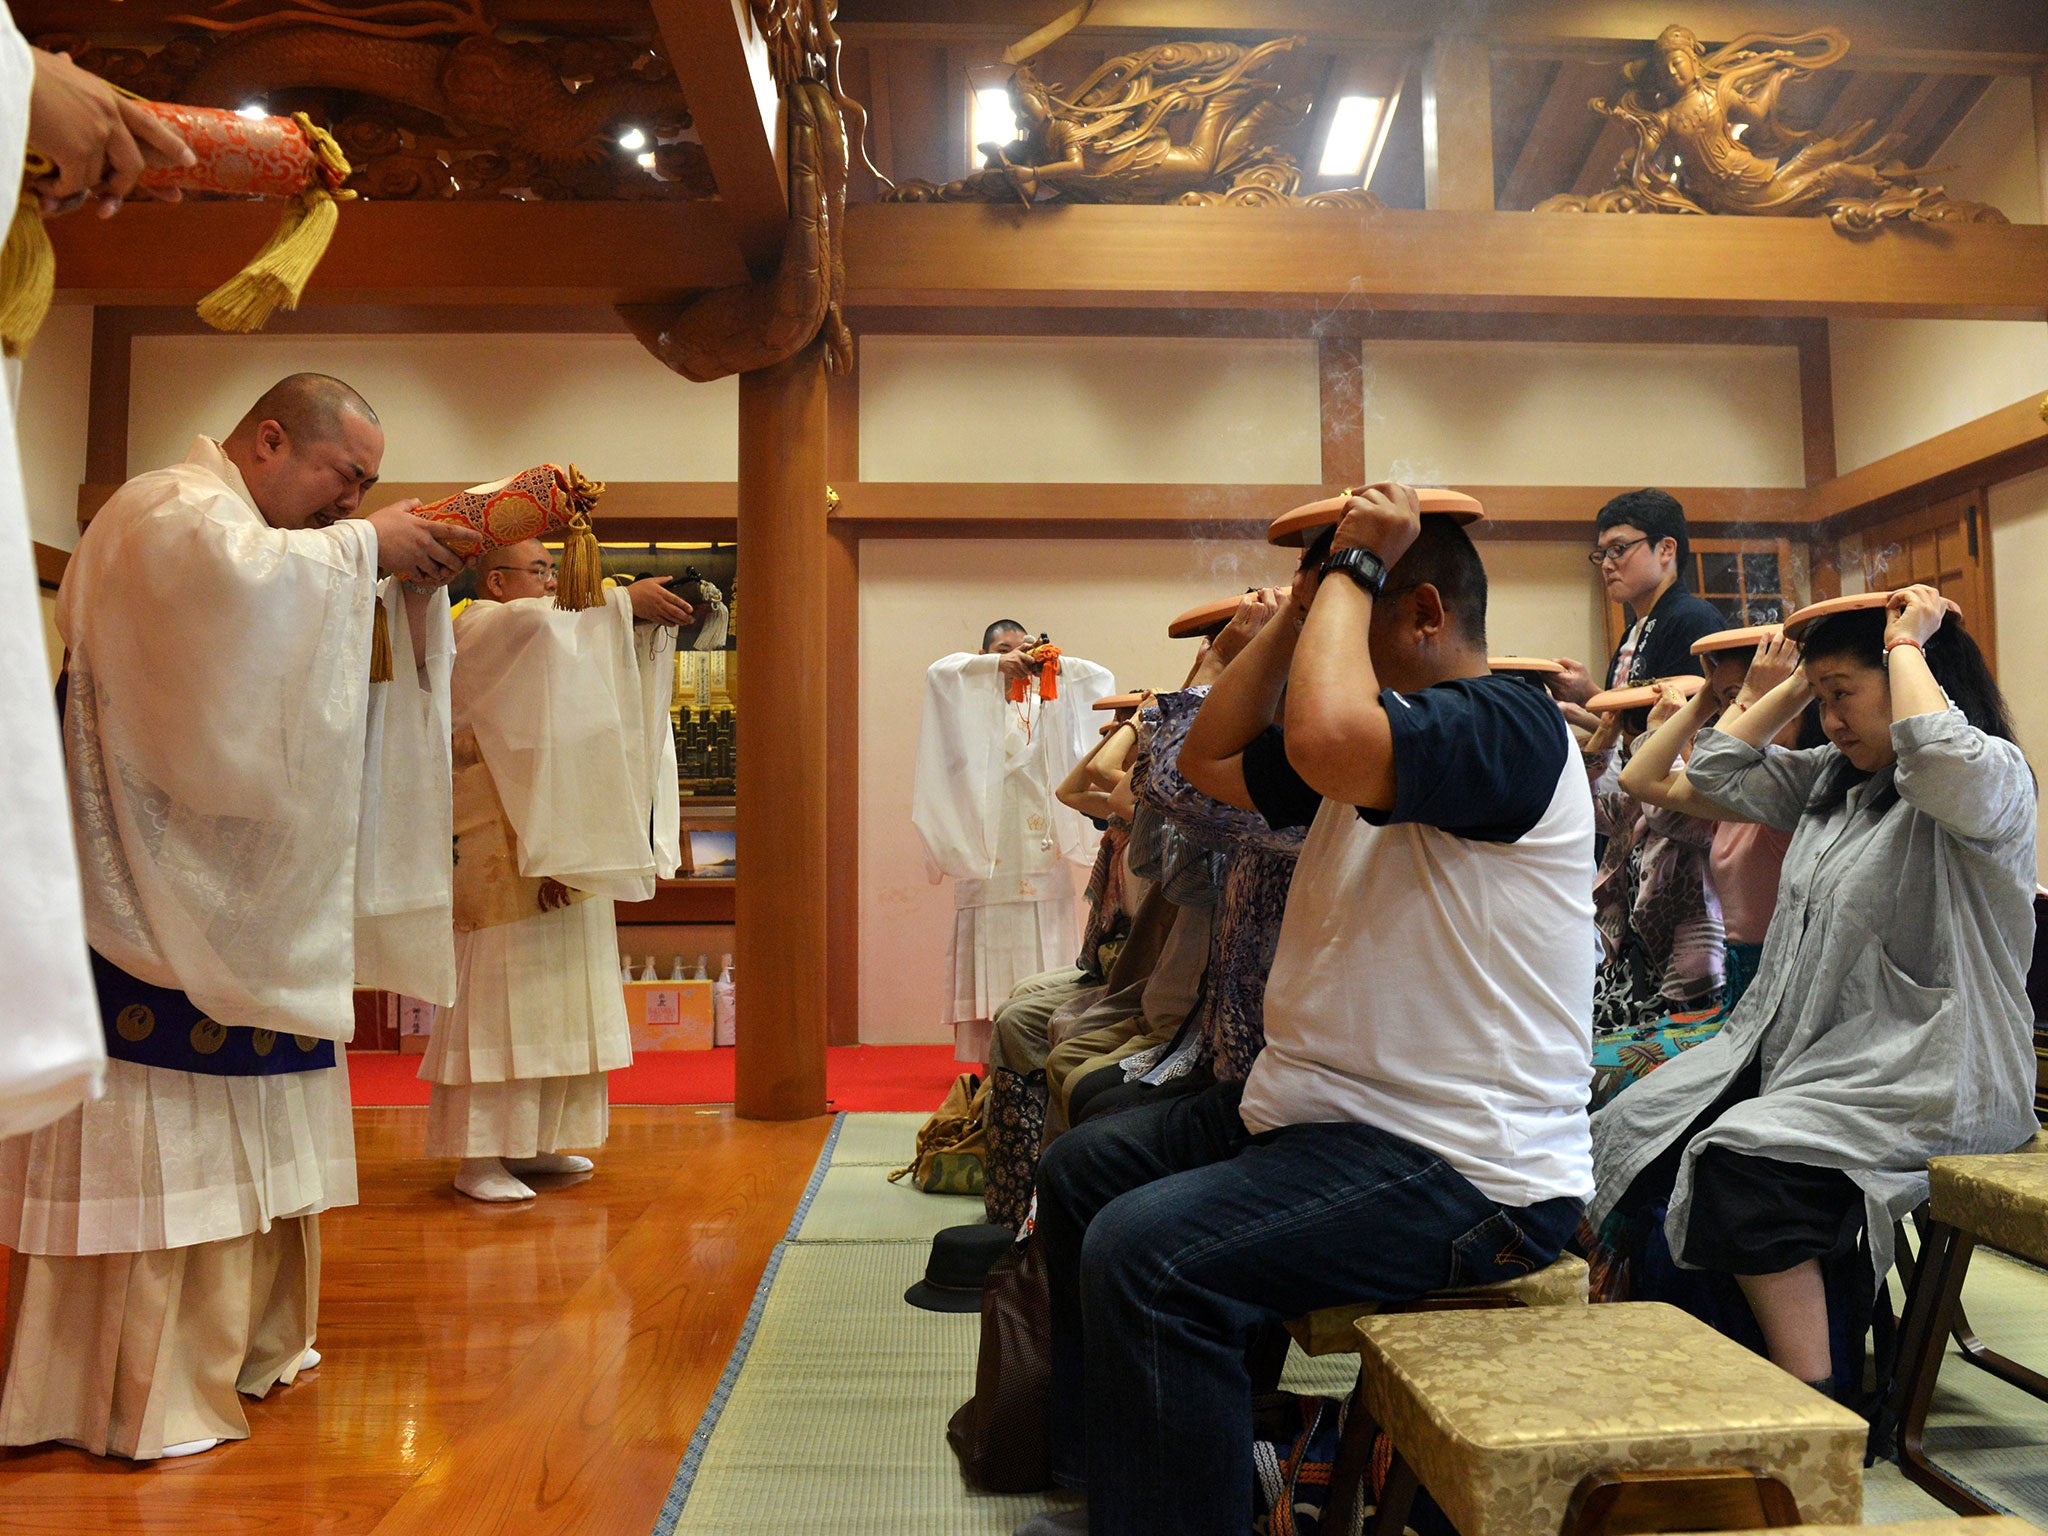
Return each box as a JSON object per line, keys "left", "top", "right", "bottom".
{"left": 1554, "top": 488, "right": 1725, "bottom": 704}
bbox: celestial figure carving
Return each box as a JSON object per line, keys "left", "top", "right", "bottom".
{"left": 884, "top": 38, "right": 1381, "bottom": 210}
{"left": 1537, "top": 26, "right": 2005, "bottom": 233}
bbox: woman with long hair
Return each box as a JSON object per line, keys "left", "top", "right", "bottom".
{"left": 1587, "top": 585, "right": 2037, "bottom": 1405}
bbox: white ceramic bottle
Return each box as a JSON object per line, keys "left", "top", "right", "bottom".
{"left": 712, "top": 955, "right": 736, "bottom": 1046}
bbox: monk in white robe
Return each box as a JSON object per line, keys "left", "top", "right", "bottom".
{"left": 0, "top": 374, "right": 475, "bottom": 1460}
{"left": 913, "top": 620, "right": 1114, "bottom": 1061}
{"left": 423, "top": 541, "right": 687, "bottom": 1203}
{"left": 0, "top": 14, "right": 195, "bottom": 1137}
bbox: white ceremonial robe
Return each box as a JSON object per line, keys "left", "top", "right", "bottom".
{"left": 911, "top": 651, "right": 1114, "bottom": 1059}
{"left": 0, "top": 436, "right": 441, "bottom": 1458}
{"left": 422, "top": 592, "right": 679, "bottom": 1158}
{"left": 0, "top": 6, "right": 104, "bottom": 1139}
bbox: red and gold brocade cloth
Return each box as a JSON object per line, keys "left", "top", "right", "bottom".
{"left": 132, "top": 105, "right": 351, "bottom": 199}
{"left": 417, "top": 465, "right": 606, "bottom": 552}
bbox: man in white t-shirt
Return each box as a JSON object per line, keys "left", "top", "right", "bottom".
{"left": 1024, "top": 486, "right": 1596, "bottom": 1536}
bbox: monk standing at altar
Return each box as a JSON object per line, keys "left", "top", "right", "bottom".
{"left": 914, "top": 621, "right": 1115, "bottom": 1061}
{"left": 0, "top": 373, "right": 477, "bottom": 1460}
{"left": 422, "top": 540, "right": 692, "bottom": 1203}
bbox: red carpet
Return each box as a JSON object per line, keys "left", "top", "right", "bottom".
{"left": 348, "top": 1045, "right": 968, "bottom": 1113}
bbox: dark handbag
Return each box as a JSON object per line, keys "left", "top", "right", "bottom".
{"left": 946, "top": 1230, "right": 1053, "bottom": 1493}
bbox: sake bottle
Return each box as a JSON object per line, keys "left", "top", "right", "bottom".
{"left": 713, "top": 955, "right": 736, "bottom": 1046}
{"left": 642, "top": 954, "right": 659, "bottom": 982}
{"left": 668, "top": 955, "right": 686, "bottom": 983}
{"left": 694, "top": 954, "right": 709, "bottom": 981}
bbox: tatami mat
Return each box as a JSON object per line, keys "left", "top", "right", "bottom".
{"left": 659, "top": 1112, "right": 2048, "bottom": 1533}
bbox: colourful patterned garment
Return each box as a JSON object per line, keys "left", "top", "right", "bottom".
{"left": 1589, "top": 941, "right": 1761, "bottom": 1112}
{"left": 1134, "top": 688, "right": 1304, "bottom": 1082}
{"left": 1074, "top": 817, "right": 1133, "bottom": 982}
{"left": 1588, "top": 750, "right": 1725, "bottom": 1036}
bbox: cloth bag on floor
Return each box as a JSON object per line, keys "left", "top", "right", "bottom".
{"left": 889, "top": 1071, "right": 988, "bottom": 1195}
{"left": 946, "top": 1230, "right": 1051, "bottom": 1492}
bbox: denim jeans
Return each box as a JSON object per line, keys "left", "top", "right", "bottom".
{"left": 1037, "top": 1080, "right": 1582, "bottom": 1536}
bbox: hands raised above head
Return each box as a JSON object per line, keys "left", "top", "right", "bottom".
{"left": 1884, "top": 583, "right": 1951, "bottom": 651}
{"left": 27, "top": 48, "right": 195, "bottom": 216}
{"left": 1213, "top": 587, "right": 1284, "bottom": 665}
{"left": 364, "top": 500, "right": 481, "bottom": 586}
{"left": 1330, "top": 483, "right": 1423, "bottom": 566}
{"left": 1548, "top": 656, "right": 1598, "bottom": 706}
{"left": 1736, "top": 631, "right": 1806, "bottom": 708}
{"left": 626, "top": 577, "right": 695, "bottom": 627}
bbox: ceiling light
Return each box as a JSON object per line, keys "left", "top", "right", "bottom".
{"left": 1319, "top": 94, "right": 1387, "bottom": 179}
{"left": 636, "top": 151, "right": 656, "bottom": 169}
{"left": 618, "top": 127, "right": 647, "bottom": 152}
{"left": 1730, "top": 121, "right": 1748, "bottom": 140}
{"left": 971, "top": 86, "right": 1018, "bottom": 165}
{"left": 236, "top": 103, "right": 266, "bottom": 120}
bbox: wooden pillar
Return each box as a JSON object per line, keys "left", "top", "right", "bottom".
{"left": 1422, "top": 36, "right": 1494, "bottom": 211}
{"left": 1317, "top": 336, "right": 1366, "bottom": 488}
{"left": 823, "top": 359, "right": 861, "bottom": 1048}
{"left": 734, "top": 338, "right": 830, "bottom": 1120}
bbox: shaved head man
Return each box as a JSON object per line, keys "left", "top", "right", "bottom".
{"left": 472, "top": 538, "right": 557, "bottom": 604}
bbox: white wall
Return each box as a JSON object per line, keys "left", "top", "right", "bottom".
{"left": 859, "top": 335, "right": 1322, "bottom": 483}
{"left": 1830, "top": 78, "right": 2048, "bottom": 473}
{"left": 16, "top": 304, "right": 93, "bottom": 552}
{"left": 128, "top": 333, "right": 738, "bottom": 482}
{"left": 1990, "top": 463, "right": 2048, "bottom": 883}
{"left": 1361, "top": 340, "right": 1806, "bottom": 487}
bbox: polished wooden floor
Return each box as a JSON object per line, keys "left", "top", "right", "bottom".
{"left": 0, "top": 1104, "right": 831, "bottom": 1535}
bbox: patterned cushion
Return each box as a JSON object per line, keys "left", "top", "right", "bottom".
{"left": 1286, "top": 1254, "right": 1589, "bottom": 1357}
{"left": 1354, "top": 1302, "right": 1865, "bottom": 1536}
{"left": 1929, "top": 1152, "right": 2048, "bottom": 1269}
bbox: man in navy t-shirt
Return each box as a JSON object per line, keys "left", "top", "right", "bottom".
{"left": 1022, "top": 487, "right": 1596, "bottom": 1536}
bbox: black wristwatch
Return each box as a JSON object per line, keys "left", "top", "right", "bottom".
{"left": 1321, "top": 546, "right": 1389, "bottom": 596}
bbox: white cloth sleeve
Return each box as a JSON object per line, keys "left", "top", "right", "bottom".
{"left": 911, "top": 653, "right": 1007, "bottom": 883}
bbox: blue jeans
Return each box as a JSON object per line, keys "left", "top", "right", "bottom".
{"left": 1037, "top": 1079, "right": 1582, "bottom": 1536}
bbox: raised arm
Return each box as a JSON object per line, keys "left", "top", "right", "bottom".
{"left": 1619, "top": 681, "right": 1747, "bottom": 821}
{"left": 1180, "top": 588, "right": 1299, "bottom": 812}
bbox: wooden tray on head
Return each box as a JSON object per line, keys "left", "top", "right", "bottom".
{"left": 1091, "top": 692, "right": 1150, "bottom": 711}
{"left": 1266, "top": 487, "right": 1485, "bottom": 548}
{"left": 1168, "top": 595, "right": 1247, "bottom": 639}
{"left": 1488, "top": 656, "right": 1564, "bottom": 675}
{"left": 1586, "top": 674, "right": 1705, "bottom": 713}
{"left": 1691, "top": 624, "right": 1781, "bottom": 656}
{"left": 1781, "top": 590, "right": 1961, "bottom": 643}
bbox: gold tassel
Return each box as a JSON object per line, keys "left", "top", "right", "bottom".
{"left": 195, "top": 116, "right": 354, "bottom": 334}
{"left": 0, "top": 196, "right": 55, "bottom": 358}
{"left": 370, "top": 600, "right": 394, "bottom": 683}
{"left": 553, "top": 464, "right": 607, "bottom": 612}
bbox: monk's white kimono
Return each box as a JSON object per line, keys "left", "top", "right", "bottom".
{"left": 0, "top": 437, "right": 454, "bottom": 1459}
{"left": 0, "top": 3, "right": 103, "bottom": 1141}
{"left": 421, "top": 591, "right": 679, "bottom": 1158}
{"left": 912, "top": 651, "right": 1114, "bottom": 1060}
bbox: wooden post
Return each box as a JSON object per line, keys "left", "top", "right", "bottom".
{"left": 735, "top": 338, "right": 830, "bottom": 1120}
{"left": 1422, "top": 36, "right": 1494, "bottom": 212}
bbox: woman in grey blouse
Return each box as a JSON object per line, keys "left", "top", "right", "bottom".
{"left": 1588, "top": 585, "right": 2037, "bottom": 1397}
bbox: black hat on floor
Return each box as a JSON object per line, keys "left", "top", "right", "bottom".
{"left": 904, "top": 1222, "right": 1016, "bottom": 1313}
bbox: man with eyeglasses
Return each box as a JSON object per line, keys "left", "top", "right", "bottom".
{"left": 423, "top": 539, "right": 693, "bottom": 1202}
{"left": 1552, "top": 489, "right": 1723, "bottom": 707}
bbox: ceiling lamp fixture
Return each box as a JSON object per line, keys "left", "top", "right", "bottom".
{"left": 1318, "top": 94, "right": 1388, "bottom": 179}
{"left": 618, "top": 127, "right": 648, "bottom": 152}
{"left": 235, "top": 103, "right": 267, "bottom": 120}
{"left": 971, "top": 86, "right": 1019, "bottom": 166}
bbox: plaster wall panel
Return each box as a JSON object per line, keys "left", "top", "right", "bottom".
{"left": 859, "top": 335, "right": 1322, "bottom": 484}
{"left": 1989, "top": 463, "right": 2048, "bottom": 883}
{"left": 1359, "top": 340, "right": 1804, "bottom": 489}
{"left": 16, "top": 304, "right": 93, "bottom": 552}
{"left": 128, "top": 333, "right": 738, "bottom": 482}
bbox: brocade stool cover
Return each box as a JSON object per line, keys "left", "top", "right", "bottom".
{"left": 1722, "top": 1523, "right": 2044, "bottom": 1536}
{"left": 1354, "top": 1301, "right": 1865, "bottom": 1536}
{"left": 1928, "top": 1151, "right": 2048, "bottom": 1269}
{"left": 1287, "top": 1253, "right": 1589, "bottom": 1357}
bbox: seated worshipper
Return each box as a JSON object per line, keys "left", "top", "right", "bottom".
{"left": 0, "top": 374, "right": 477, "bottom": 1460}
{"left": 1577, "top": 675, "right": 1726, "bottom": 1051}
{"left": 1068, "top": 585, "right": 1314, "bottom": 1126}
{"left": 1552, "top": 488, "right": 1724, "bottom": 706}
{"left": 1023, "top": 486, "right": 1593, "bottom": 1536}
{"left": 1592, "top": 628, "right": 1819, "bottom": 1109}
{"left": 914, "top": 620, "right": 1115, "bottom": 1061}
{"left": 423, "top": 541, "right": 690, "bottom": 1203}
{"left": 1588, "top": 586, "right": 2037, "bottom": 1403}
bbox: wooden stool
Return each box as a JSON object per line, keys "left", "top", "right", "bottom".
{"left": 1282, "top": 1254, "right": 1588, "bottom": 1529}
{"left": 1353, "top": 1302, "right": 1865, "bottom": 1536}
{"left": 1887, "top": 1145, "right": 2048, "bottom": 1515}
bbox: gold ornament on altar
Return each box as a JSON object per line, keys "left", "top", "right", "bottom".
{"left": 883, "top": 36, "right": 1381, "bottom": 210}
{"left": 1536, "top": 26, "right": 2005, "bottom": 233}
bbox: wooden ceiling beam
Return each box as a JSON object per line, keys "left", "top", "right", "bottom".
{"left": 649, "top": 0, "right": 788, "bottom": 272}
{"left": 842, "top": 204, "right": 2048, "bottom": 319}
{"left": 845, "top": 305, "right": 1805, "bottom": 345}
{"left": 1499, "top": 58, "right": 1614, "bottom": 211}
{"left": 47, "top": 200, "right": 748, "bottom": 306}
{"left": 831, "top": 3, "right": 2048, "bottom": 71}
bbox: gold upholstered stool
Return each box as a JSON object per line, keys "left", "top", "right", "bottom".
{"left": 1693, "top": 1523, "right": 2044, "bottom": 1536}
{"left": 1352, "top": 1302, "right": 1865, "bottom": 1536}
{"left": 1887, "top": 1142, "right": 2048, "bottom": 1515}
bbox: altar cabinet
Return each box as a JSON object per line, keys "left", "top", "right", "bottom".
{"left": 0, "top": 379, "right": 473, "bottom": 1461}
{"left": 422, "top": 543, "right": 687, "bottom": 1203}
{"left": 913, "top": 623, "right": 1114, "bottom": 1061}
